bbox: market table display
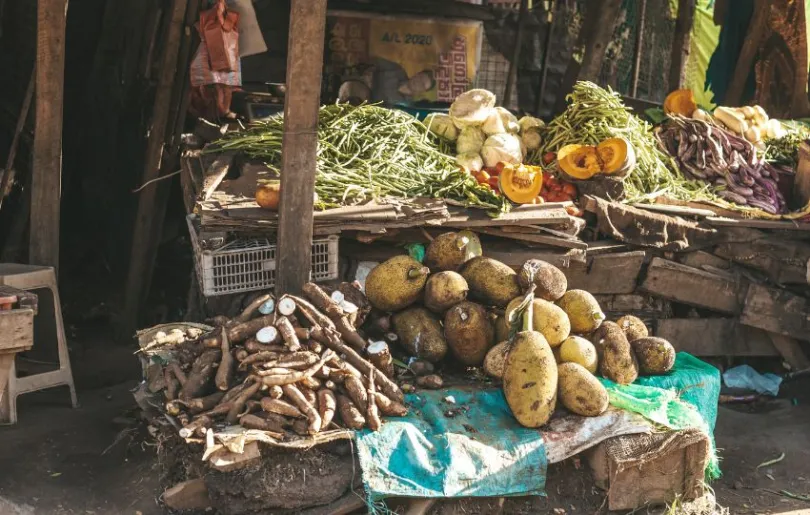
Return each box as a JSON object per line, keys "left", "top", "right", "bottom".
{"left": 156, "top": 81, "right": 810, "bottom": 512}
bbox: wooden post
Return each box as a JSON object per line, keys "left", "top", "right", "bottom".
{"left": 535, "top": 0, "right": 557, "bottom": 115}
{"left": 121, "top": 0, "right": 188, "bottom": 335}
{"left": 0, "top": 66, "right": 35, "bottom": 211}
{"left": 554, "top": 0, "right": 622, "bottom": 112}
{"left": 29, "top": 0, "right": 68, "bottom": 269}
{"left": 503, "top": 0, "right": 528, "bottom": 109}
{"left": 577, "top": 0, "right": 623, "bottom": 81}
{"left": 629, "top": 0, "right": 647, "bottom": 98}
{"left": 668, "top": 0, "right": 696, "bottom": 92}
{"left": 275, "top": 0, "right": 327, "bottom": 297}
{"left": 724, "top": 0, "right": 768, "bottom": 106}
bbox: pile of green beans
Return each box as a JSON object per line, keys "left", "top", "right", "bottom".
{"left": 530, "top": 82, "right": 711, "bottom": 203}
{"left": 217, "top": 103, "right": 509, "bottom": 212}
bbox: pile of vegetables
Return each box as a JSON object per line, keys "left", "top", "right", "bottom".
{"left": 533, "top": 82, "right": 708, "bottom": 202}
{"left": 423, "top": 89, "right": 544, "bottom": 173}
{"left": 656, "top": 116, "right": 787, "bottom": 214}
{"left": 218, "top": 103, "right": 508, "bottom": 212}
{"left": 555, "top": 137, "right": 636, "bottom": 180}
{"left": 142, "top": 283, "right": 409, "bottom": 440}
{"left": 764, "top": 124, "right": 810, "bottom": 167}
{"left": 361, "top": 231, "right": 676, "bottom": 429}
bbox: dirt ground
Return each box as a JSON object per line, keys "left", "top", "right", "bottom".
{"left": 1, "top": 365, "right": 809, "bottom": 514}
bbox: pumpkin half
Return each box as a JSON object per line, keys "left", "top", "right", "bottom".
{"left": 596, "top": 137, "right": 635, "bottom": 176}
{"left": 498, "top": 164, "right": 544, "bottom": 204}
{"left": 664, "top": 89, "right": 697, "bottom": 117}
{"left": 558, "top": 146, "right": 602, "bottom": 180}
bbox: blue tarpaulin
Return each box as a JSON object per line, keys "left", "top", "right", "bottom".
{"left": 356, "top": 388, "right": 548, "bottom": 501}
{"left": 355, "top": 353, "right": 721, "bottom": 501}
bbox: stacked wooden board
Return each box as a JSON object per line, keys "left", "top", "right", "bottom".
{"left": 180, "top": 147, "right": 810, "bottom": 368}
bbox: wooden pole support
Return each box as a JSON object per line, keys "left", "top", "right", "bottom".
{"left": 30, "top": 0, "right": 68, "bottom": 269}
{"left": 724, "top": 0, "right": 768, "bottom": 106}
{"left": 121, "top": 0, "right": 188, "bottom": 335}
{"left": 668, "top": 0, "right": 696, "bottom": 92}
{"left": 276, "top": 0, "right": 327, "bottom": 297}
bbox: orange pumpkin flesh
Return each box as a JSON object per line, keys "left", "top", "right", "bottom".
{"left": 596, "top": 137, "right": 634, "bottom": 175}
{"left": 664, "top": 89, "right": 697, "bottom": 117}
{"left": 256, "top": 181, "right": 281, "bottom": 210}
{"left": 498, "top": 163, "right": 544, "bottom": 204}
{"left": 558, "top": 146, "right": 602, "bottom": 180}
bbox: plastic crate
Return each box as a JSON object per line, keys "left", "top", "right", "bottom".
{"left": 186, "top": 215, "right": 339, "bottom": 297}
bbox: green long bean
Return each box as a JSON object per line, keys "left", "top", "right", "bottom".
{"left": 217, "top": 103, "right": 508, "bottom": 212}
{"left": 529, "top": 82, "right": 711, "bottom": 203}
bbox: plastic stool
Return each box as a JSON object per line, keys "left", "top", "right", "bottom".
{"left": 0, "top": 264, "right": 78, "bottom": 424}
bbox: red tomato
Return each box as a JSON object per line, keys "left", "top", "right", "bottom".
{"left": 543, "top": 152, "right": 556, "bottom": 165}
{"left": 562, "top": 182, "right": 578, "bottom": 196}
{"left": 495, "top": 162, "right": 510, "bottom": 176}
{"left": 487, "top": 177, "right": 500, "bottom": 190}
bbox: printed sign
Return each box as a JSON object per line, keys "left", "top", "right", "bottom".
{"left": 326, "top": 11, "right": 483, "bottom": 103}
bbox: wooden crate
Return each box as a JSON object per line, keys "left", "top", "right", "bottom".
{"left": 0, "top": 309, "right": 34, "bottom": 354}
{"left": 586, "top": 430, "right": 709, "bottom": 512}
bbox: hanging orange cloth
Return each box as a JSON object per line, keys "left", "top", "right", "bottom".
{"left": 199, "top": 0, "right": 240, "bottom": 72}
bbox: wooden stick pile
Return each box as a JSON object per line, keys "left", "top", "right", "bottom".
{"left": 155, "top": 283, "right": 407, "bottom": 440}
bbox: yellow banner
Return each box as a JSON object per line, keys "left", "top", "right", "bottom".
{"left": 327, "top": 11, "right": 482, "bottom": 103}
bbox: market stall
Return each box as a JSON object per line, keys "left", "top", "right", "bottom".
{"left": 134, "top": 67, "right": 810, "bottom": 510}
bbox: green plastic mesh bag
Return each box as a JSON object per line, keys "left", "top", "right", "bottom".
{"left": 599, "top": 353, "right": 722, "bottom": 480}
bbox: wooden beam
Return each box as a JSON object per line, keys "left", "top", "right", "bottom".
{"left": 767, "top": 334, "right": 810, "bottom": 371}
{"left": 121, "top": 0, "right": 188, "bottom": 334}
{"left": 740, "top": 283, "right": 810, "bottom": 342}
{"left": 564, "top": 251, "right": 646, "bottom": 294}
{"left": 655, "top": 318, "right": 778, "bottom": 357}
{"left": 639, "top": 257, "right": 745, "bottom": 314}
{"left": 724, "top": 0, "right": 768, "bottom": 106}
{"left": 275, "top": 0, "right": 327, "bottom": 296}
{"left": 668, "top": 0, "right": 696, "bottom": 91}
{"left": 29, "top": 0, "right": 68, "bottom": 269}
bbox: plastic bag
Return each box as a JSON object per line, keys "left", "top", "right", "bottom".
{"left": 723, "top": 364, "right": 781, "bottom": 396}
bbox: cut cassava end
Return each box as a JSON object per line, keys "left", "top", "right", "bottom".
{"left": 367, "top": 340, "right": 394, "bottom": 378}
{"left": 276, "top": 296, "right": 297, "bottom": 316}
{"left": 238, "top": 293, "right": 274, "bottom": 323}
{"left": 256, "top": 326, "right": 280, "bottom": 345}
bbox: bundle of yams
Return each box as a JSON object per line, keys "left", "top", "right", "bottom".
{"left": 364, "top": 231, "right": 675, "bottom": 428}
{"left": 147, "top": 283, "right": 409, "bottom": 439}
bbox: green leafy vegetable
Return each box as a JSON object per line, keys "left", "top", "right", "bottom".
{"left": 531, "top": 82, "right": 712, "bottom": 203}
{"left": 216, "top": 103, "right": 509, "bottom": 212}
